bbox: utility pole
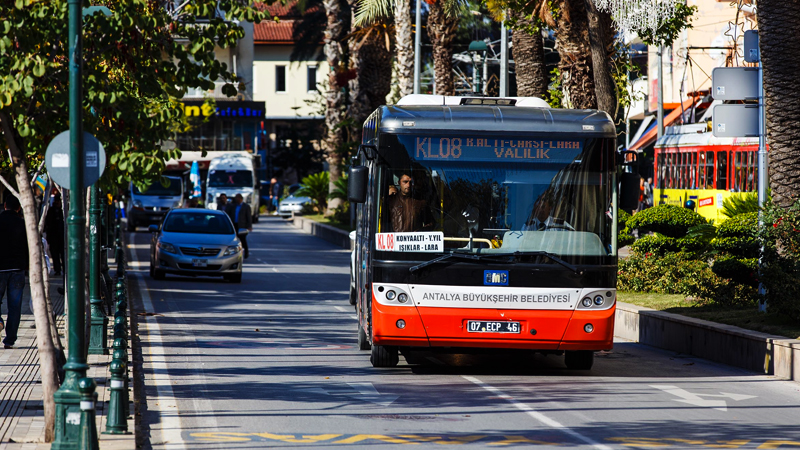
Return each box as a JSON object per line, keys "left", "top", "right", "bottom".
{"left": 500, "top": 21, "right": 508, "bottom": 97}
{"left": 413, "top": 0, "right": 422, "bottom": 94}
{"left": 52, "top": 0, "right": 89, "bottom": 447}
{"left": 657, "top": 45, "right": 664, "bottom": 139}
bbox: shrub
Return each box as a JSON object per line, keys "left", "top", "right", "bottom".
{"left": 618, "top": 208, "right": 635, "bottom": 247}
{"left": 759, "top": 199, "right": 800, "bottom": 319}
{"left": 294, "top": 172, "right": 330, "bottom": 213}
{"left": 630, "top": 234, "right": 706, "bottom": 256}
{"left": 711, "top": 256, "right": 758, "bottom": 288}
{"left": 710, "top": 212, "right": 760, "bottom": 258}
{"left": 627, "top": 204, "right": 707, "bottom": 238}
{"left": 721, "top": 192, "right": 762, "bottom": 218}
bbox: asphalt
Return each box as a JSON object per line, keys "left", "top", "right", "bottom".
{"left": 127, "top": 216, "right": 800, "bottom": 450}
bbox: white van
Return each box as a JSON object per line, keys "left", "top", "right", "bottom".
{"left": 126, "top": 175, "right": 184, "bottom": 231}
{"left": 205, "top": 152, "right": 260, "bottom": 222}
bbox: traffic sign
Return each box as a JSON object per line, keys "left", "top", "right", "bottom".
{"left": 712, "top": 67, "right": 758, "bottom": 101}
{"left": 713, "top": 104, "right": 760, "bottom": 138}
{"left": 744, "top": 30, "right": 759, "bottom": 63}
{"left": 45, "top": 131, "right": 106, "bottom": 188}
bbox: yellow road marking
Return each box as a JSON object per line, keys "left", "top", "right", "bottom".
{"left": 758, "top": 441, "right": 800, "bottom": 449}
{"left": 333, "top": 434, "right": 419, "bottom": 444}
{"left": 253, "top": 433, "right": 342, "bottom": 443}
{"left": 399, "top": 434, "right": 487, "bottom": 444}
{"left": 489, "top": 435, "right": 564, "bottom": 446}
{"left": 608, "top": 437, "right": 753, "bottom": 449}
{"left": 190, "top": 432, "right": 253, "bottom": 442}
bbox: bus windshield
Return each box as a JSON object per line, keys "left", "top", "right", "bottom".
{"left": 376, "top": 134, "right": 614, "bottom": 260}
{"left": 208, "top": 170, "right": 253, "bottom": 188}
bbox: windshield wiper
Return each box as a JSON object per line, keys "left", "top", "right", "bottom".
{"left": 409, "top": 252, "right": 511, "bottom": 273}
{"left": 511, "top": 251, "right": 581, "bottom": 274}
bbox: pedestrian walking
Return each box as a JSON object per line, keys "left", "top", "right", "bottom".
{"left": 269, "top": 178, "right": 282, "bottom": 214}
{"left": 0, "top": 196, "right": 29, "bottom": 349}
{"left": 216, "top": 193, "right": 229, "bottom": 212}
{"left": 231, "top": 194, "right": 252, "bottom": 259}
{"left": 45, "top": 197, "right": 64, "bottom": 276}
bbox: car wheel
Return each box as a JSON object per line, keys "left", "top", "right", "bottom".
{"left": 149, "top": 263, "right": 154, "bottom": 278}
{"left": 225, "top": 272, "right": 242, "bottom": 283}
{"left": 152, "top": 268, "right": 165, "bottom": 280}
{"left": 358, "top": 323, "right": 371, "bottom": 351}
{"left": 370, "top": 344, "right": 398, "bottom": 367}
{"left": 127, "top": 219, "right": 136, "bottom": 232}
{"left": 564, "top": 351, "right": 594, "bottom": 370}
{"left": 349, "top": 285, "right": 357, "bottom": 306}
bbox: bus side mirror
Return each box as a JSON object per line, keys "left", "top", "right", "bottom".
{"left": 348, "top": 166, "right": 368, "bottom": 203}
{"left": 619, "top": 172, "right": 640, "bottom": 212}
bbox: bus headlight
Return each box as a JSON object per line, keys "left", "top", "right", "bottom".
{"left": 594, "top": 295, "right": 604, "bottom": 306}
{"left": 396, "top": 319, "right": 406, "bottom": 329}
{"left": 581, "top": 297, "right": 593, "bottom": 308}
{"left": 386, "top": 290, "right": 396, "bottom": 300}
{"left": 584, "top": 323, "right": 594, "bottom": 333}
{"left": 397, "top": 293, "right": 408, "bottom": 303}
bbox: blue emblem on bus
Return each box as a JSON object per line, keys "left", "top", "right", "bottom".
{"left": 484, "top": 270, "right": 509, "bottom": 286}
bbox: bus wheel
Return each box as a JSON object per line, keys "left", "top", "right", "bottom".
{"left": 349, "top": 285, "right": 357, "bottom": 305}
{"left": 357, "top": 324, "right": 371, "bottom": 351}
{"left": 564, "top": 351, "right": 594, "bottom": 370}
{"left": 370, "top": 345, "right": 398, "bottom": 367}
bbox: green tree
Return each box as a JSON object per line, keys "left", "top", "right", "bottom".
{"left": 0, "top": 0, "right": 266, "bottom": 440}
{"left": 295, "top": 171, "right": 331, "bottom": 212}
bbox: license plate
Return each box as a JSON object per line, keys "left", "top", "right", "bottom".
{"left": 192, "top": 259, "right": 208, "bottom": 268}
{"left": 467, "top": 320, "right": 520, "bottom": 334}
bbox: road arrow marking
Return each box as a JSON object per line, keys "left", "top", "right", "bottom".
{"left": 650, "top": 385, "right": 756, "bottom": 411}
{"left": 345, "top": 382, "right": 399, "bottom": 407}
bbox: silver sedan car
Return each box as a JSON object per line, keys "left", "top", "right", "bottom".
{"left": 149, "top": 209, "right": 244, "bottom": 283}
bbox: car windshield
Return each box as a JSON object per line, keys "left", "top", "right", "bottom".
{"left": 133, "top": 179, "right": 182, "bottom": 196}
{"left": 375, "top": 134, "right": 615, "bottom": 262}
{"left": 208, "top": 170, "right": 253, "bottom": 188}
{"left": 162, "top": 213, "right": 234, "bottom": 235}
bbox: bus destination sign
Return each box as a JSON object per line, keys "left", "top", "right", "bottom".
{"left": 408, "top": 136, "right": 583, "bottom": 163}
{"left": 376, "top": 232, "right": 444, "bottom": 253}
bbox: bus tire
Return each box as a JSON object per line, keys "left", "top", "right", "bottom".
{"left": 370, "top": 345, "right": 398, "bottom": 367}
{"left": 358, "top": 324, "right": 371, "bottom": 351}
{"left": 565, "top": 351, "right": 594, "bottom": 370}
{"left": 349, "top": 285, "right": 357, "bottom": 305}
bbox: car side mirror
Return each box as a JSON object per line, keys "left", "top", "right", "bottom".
{"left": 619, "top": 172, "right": 640, "bottom": 212}
{"left": 148, "top": 224, "right": 159, "bottom": 233}
{"left": 348, "top": 166, "right": 368, "bottom": 203}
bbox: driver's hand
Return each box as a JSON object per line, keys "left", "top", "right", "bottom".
{"left": 388, "top": 186, "right": 398, "bottom": 196}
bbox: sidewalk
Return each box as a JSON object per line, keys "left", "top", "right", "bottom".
{"left": 0, "top": 274, "right": 135, "bottom": 449}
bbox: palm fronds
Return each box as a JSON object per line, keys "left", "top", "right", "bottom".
{"left": 354, "top": 0, "right": 393, "bottom": 27}
{"left": 721, "top": 192, "right": 765, "bottom": 218}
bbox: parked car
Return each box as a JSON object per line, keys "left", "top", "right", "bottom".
{"left": 149, "top": 209, "right": 244, "bottom": 283}
{"left": 126, "top": 176, "right": 184, "bottom": 231}
{"left": 278, "top": 185, "right": 311, "bottom": 217}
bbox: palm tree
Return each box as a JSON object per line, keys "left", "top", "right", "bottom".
{"left": 347, "top": 24, "right": 394, "bottom": 124}
{"left": 426, "top": 0, "right": 460, "bottom": 95}
{"left": 757, "top": 0, "right": 800, "bottom": 208}
{"left": 554, "top": 0, "right": 596, "bottom": 109}
{"left": 354, "top": 0, "right": 414, "bottom": 97}
{"left": 322, "top": 0, "right": 352, "bottom": 213}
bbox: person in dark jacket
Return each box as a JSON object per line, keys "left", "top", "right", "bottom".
{"left": 0, "top": 196, "right": 29, "bottom": 349}
{"left": 230, "top": 194, "right": 252, "bottom": 259}
{"left": 45, "top": 198, "right": 64, "bottom": 276}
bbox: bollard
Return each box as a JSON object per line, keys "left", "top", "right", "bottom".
{"left": 113, "top": 316, "right": 127, "bottom": 341}
{"left": 112, "top": 339, "right": 130, "bottom": 418}
{"left": 77, "top": 378, "right": 99, "bottom": 450}
{"left": 103, "top": 360, "right": 128, "bottom": 434}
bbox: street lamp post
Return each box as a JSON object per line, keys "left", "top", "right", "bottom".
{"left": 52, "top": 0, "right": 89, "bottom": 447}
{"left": 468, "top": 40, "right": 488, "bottom": 95}
{"left": 88, "top": 186, "right": 108, "bottom": 356}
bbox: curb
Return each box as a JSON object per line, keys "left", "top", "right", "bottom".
{"left": 281, "top": 216, "right": 800, "bottom": 382}
{"left": 285, "top": 214, "right": 353, "bottom": 250}
{"left": 616, "top": 302, "right": 800, "bottom": 381}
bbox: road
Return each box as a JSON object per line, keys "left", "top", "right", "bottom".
{"left": 127, "top": 216, "right": 800, "bottom": 449}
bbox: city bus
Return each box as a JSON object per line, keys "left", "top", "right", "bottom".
{"left": 654, "top": 123, "right": 759, "bottom": 222}
{"left": 348, "top": 94, "right": 637, "bottom": 370}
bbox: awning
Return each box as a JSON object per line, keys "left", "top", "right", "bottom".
{"left": 628, "top": 97, "right": 698, "bottom": 152}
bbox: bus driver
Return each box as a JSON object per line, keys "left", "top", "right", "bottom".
{"left": 386, "top": 171, "right": 434, "bottom": 233}
{"left": 523, "top": 189, "right": 574, "bottom": 231}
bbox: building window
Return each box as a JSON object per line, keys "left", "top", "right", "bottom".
{"left": 276, "top": 65, "right": 286, "bottom": 93}
{"left": 307, "top": 66, "right": 317, "bottom": 92}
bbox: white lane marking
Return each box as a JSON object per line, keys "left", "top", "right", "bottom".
{"left": 135, "top": 271, "right": 187, "bottom": 450}
{"left": 463, "top": 376, "right": 612, "bottom": 450}
{"left": 272, "top": 267, "right": 279, "bottom": 273}
{"left": 345, "top": 382, "right": 399, "bottom": 406}
{"left": 334, "top": 305, "right": 359, "bottom": 320}
{"left": 650, "top": 385, "right": 756, "bottom": 411}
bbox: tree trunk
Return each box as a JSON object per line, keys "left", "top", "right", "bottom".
{"left": 511, "top": 18, "right": 547, "bottom": 98}
{"left": 348, "top": 33, "right": 393, "bottom": 127}
{"left": 1, "top": 113, "right": 60, "bottom": 442}
{"left": 555, "top": 0, "right": 595, "bottom": 109}
{"left": 395, "top": 0, "right": 414, "bottom": 98}
{"left": 584, "top": 0, "right": 615, "bottom": 116}
{"left": 323, "top": 0, "right": 351, "bottom": 213}
{"left": 758, "top": 0, "right": 800, "bottom": 208}
{"left": 426, "top": 0, "right": 458, "bottom": 96}
{"left": 37, "top": 197, "right": 66, "bottom": 366}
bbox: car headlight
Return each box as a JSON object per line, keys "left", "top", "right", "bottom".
{"left": 223, "top": 245, "right": 241, "bottom": 256}
{"left": 158, "top": 241, "right": 176, "bottom": 253}
{"left": 172, "top": 200, "right": 181, "bottom": 208}
{"left": 133, "top": 199, "right": 143, "bottom": 209}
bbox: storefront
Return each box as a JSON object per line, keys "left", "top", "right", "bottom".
{"left": 176, "top": 100, "right": 266, "bottom": 153}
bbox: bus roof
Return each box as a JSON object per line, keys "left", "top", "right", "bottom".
{"left": 374, "top": 95, "right": 615, "bottom": 137}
